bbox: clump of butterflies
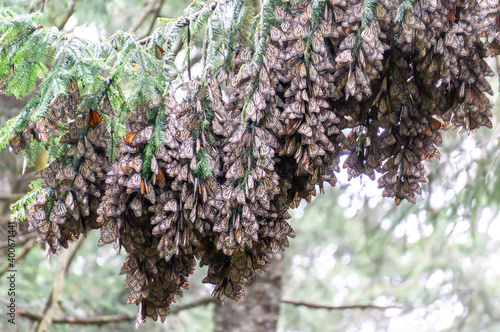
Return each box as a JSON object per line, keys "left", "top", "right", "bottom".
{"left": 6, "top": 0, "right": 500, "bottom": 326}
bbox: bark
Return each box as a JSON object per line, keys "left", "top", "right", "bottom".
{"left": 213, "top": 258, "right": 284, "bottom": 332}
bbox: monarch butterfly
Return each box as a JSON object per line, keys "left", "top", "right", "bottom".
{"left": 298, "top": 123, "right": 313, "bottom": 137}
{"left": 274, "top": 6, "right": 286, "bottom": 21}
{"left": 8, "top": 133, "right": 23, "bottom": 154}
{"left": 179, "top": 140, "right": 194, "bottom": 159}
{"left": 270, "top": 26, "right": 286, "bottom": 41}
{"left": 87, "top": 126, "right": 107, "bottom": 149}
{"left": 67, "top": 80, "right": 79, "bottom": 95}
{"left": 312, "top": 33, "right": 327, "bottom": 53}
{"left": 73, "top": 173, "right": 87, "bottom": 190}
{"left": 79, "top": 159, "right": 96, "bottom": 182}
{"left": 98, "top": 221, "right": 118, "bottom": 247}
{"left": 46, "top": 107, "right": 64, "bottom": 124}
{"left": 234, "top": 186, "right": 245, "bottom": 204}
{"left": 87, "top": 110, "right": 103, "bottom": 126}
{"left": 234, "top": 48, "right": 252, "bottom": 65}
{"left": 130, "top": 197, "right": 142, "bottom": 217}
{"left": 154, "top": 43, "right": 165, "bottom": 60}
{"left": 32, "top": 206, "right": 47, "bottom": 222}
{"left": 127, "top": 174, "right": 142, "bottom": 192}
{"left": 51, "top": 199, "right": 67, "bottom": 220}
{"left": 144, "top": 181, "right": 155, "bottom": 203}
{"left": 100, "top": 97, "right": 113, "bottom": 115}
{"left": 226, "top": 159, "right": 244, "bottom": 180}
{"left": 120, "top": 133, "right": 137, "bottom": 145}
{"left": 57, "top": 165, "right": 76, "bottom": 181}
{"left": 65, "top": 191, "right": 76, "bottom": 210}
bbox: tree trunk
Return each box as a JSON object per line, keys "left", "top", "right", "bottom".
{"left": 213, "top": 258, "right": 283, "bottom": 332}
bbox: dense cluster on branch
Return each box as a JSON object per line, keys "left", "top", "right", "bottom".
{"left": 2, "top": 0, "right": 500, "bottom": 326}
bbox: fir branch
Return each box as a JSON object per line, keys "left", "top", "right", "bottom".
{"left": 305, "top": 0, "right": 327, "bottom": 67}
{"left": 221, "top": 0, "right": 255, "bottom": 72}
{"left": 352, "top": 0, "right": 378, "bottom": 59}
{"left": 395, "top": 0, "right": 416, "bottom": 25}
{"left": 241, "top": 0, "right": 274, "bottom": 122}
{"left": 142, "top": 106, "right": 166, "bottom": 178}
{"left": 10, "top": 180, "right": 43, "bottom": 221}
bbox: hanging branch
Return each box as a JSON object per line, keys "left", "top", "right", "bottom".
{"left": 34, "top": 237, "right": 82, "bottom": 332}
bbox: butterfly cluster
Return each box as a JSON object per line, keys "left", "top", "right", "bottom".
{"left": 7, "top": 0, "right": 500, "bottom": 326}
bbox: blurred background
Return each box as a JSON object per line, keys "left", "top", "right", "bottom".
{"left": 1, "top": 1, "right": 500, "bottom": 331}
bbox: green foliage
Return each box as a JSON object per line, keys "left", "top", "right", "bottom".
{"left": 10, "top": 179, "right": 43, "bottom": 221}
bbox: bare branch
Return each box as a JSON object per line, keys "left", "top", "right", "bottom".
{"left": 16, "top": 298, "right": 215, "bottom": 325}
{"left": 129, "top": 0, "right": 158, "bottom": 34}
{"left": 35, "top": 238, "right": 83, "bottom": 332}
{"left": 58, "top": 0, "right": 77, "bottom": 31}
{"left": 281, "top": 299, "right": 404, "bottom": 311}
{"left": 142, "top": 0, "right": 167, "bottom": 39}
{"left": 137, "top": 1, "right": 218, "bottom": 46}
{"left": 13, "top": 296, "right": 402, "bottom": 327}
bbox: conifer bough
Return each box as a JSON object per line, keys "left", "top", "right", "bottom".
{"left": 1, "top": 0, "right": 499, "bottom": 327}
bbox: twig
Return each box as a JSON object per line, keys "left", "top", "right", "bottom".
{"left": 142, "top": 0, "right": 167, "bottom": 39}
{"left": 129, "top": 0, "right": 158, "bottom": 34}
{"left": 35, "top": 238, "right": 83, "bottom": 332}
{"left": 58, "top": 0, "right": 77, "bottom": 31}
{"left": 281, "top": 299, "right": 403, "bottom": 311}
{"left": 16, "top": 298, "right": 215, "bottom": 325}
{"left": 0, "top": 237, "right": 37, "bottom": 278}
{"left": 137, "top": 1, "right": 218, "bottom": 46}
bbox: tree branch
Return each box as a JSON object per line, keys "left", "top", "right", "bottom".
{"left": 142, "top": 0, "right": 167, "bottom": 39}
{"left": 14, "top": 297, "right": 402, "bottom": 326}
{"left": 281, "top": 299, "right": 403, "bottom": 311}
{"left": 137, "top": 1, "right": 218, "bottom": 45}
{"left": 57, "top": 0, "right": 76, "bottom": 31}
{"left": 34, "top": 238, "right": 83, "bottom": 332}
{"left": 16, "top": 298, "right": 215, "bottom": 325}
{"left": 129, "top": 0, "right": 158, "bottom": 34}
